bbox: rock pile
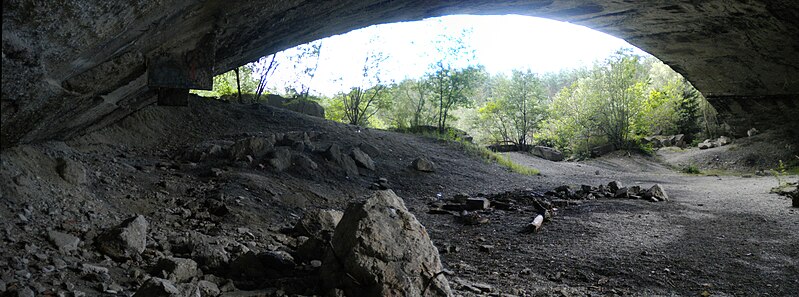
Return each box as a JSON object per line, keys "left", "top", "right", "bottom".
{"left": 180, "top": 131, "right": 379, "bottom": 177}
{"left": 698, "top": 136, "right": 732, "bottom": 149}
{"left": 644, "top": 134, "right": 687, "bottom": 148}
{"left": 547, "top": 181, "right": 669, "bottom": 202}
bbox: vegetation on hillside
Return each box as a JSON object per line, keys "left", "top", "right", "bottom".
{"left": 193, "top": 32, "right": 721, "bottom": 160}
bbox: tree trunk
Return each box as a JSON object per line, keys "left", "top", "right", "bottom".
{"left": 234, "top": 67, "right": 242, "bottom": 103}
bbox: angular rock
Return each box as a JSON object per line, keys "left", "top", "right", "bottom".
{"left": 673, "top": 134, "right": 686, "bottom": 147}
{"left": 47, "top": 230, "right": 80, "bottom": 253}
{"left": 229, "top": 136, "right": 275, "bottom": 161}
{"left": 717, "top": 136, "right": 731, "bottom": 146}
{"left": 644, "top": 184, "right": 669, "bottom": 202}
{"left": 55, "top": 157, "right": 87, "bottom": 185}
{"left": 698, "top": 140, "right": 713, "bottom": 149}
{"left": 614, "top": 187, "right": 629, "bottom": 198}
{"left": 464, "top": 198, "right": 490, "bottom": 210}
{"left": 322, "top": 190, "right": 452, "bottom": 296}
{"left": 267, "top": 147, "right": 292, "bottom": 172}
{"left": 265, "top": 94, "right": 325, "bottom": 118}
{"left": 747, "top": 128, "right": 759, "bottom": 137}
{"left": 97, "top": 215, "right": 148, "bottom": 260}
{"left": 154, "top": 257, "right": 198, "bottom": 283}
{"left": 228, "top": 251, "right": 295, "bottom": 288}
{"left": 358, "top": 143, "right": 380, "bottom": 158}
{"left": 259, "top": 250, "right": 295, "bottom": 271}
{"left": 530, "top": 146, "right": 564, "bottom": 162}
{"left": 608, "top": 181, "right": 623, "bottom": 192}
{"left": 412, "top": 157, "right": 435, "bottom": 172}
{"left": 182, "top": 141, "right": 233, "bottom": 161}
{"left": 350, "top": 148, "right": 375, "bottom": 170}
{"left": 293, "top": 209, "right": 343, "bottom": 239}
{"left": 197, "top": 280, "right": 220, "bottom": 297}
{"left": 133, "top": 278, "right": 181, "bottom": 297}
{"left": 291, "top": 154, "right": 318, "bottom": 172}
{"left": 323, "top": 144, "right": 359, "bottom": 177}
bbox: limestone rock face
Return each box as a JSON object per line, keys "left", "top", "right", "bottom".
{"left": 2, "top": 1, "right": 799, "bottom": 147}
{"left": 322, "top": 190, "right": 452, "bottom": 296}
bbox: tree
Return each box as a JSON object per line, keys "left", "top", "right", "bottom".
{"left": 500, "top": 70, "right": 547, "bottom": 148}
{"left": 428, "top": 64, "right": 482, "bottom": 131}
{"left": 252, "top": 53, "right": 279, "bottom": 102}
{"left": 337, "top": 43, "right": 390, "bottom": 126}
{"left": 283, "top": 40, "right": 323, "bottom": 100}
{"left": 425, "top": 27, "right": 481, "bottom": 131}
{"left": 591, "top": 49, "right": 648, "bottom": 148}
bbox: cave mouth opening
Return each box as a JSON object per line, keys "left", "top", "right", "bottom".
{"left": 194, "top": 14, "right": 717, "bottom": 154}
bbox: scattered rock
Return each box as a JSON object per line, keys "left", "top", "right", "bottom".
{"left": 323, "top": 144, "right": 359, "bottom": 177}
{"left": 464, "top": 198, "right": 490, "bottom": 210}
{"left": 644, "top": 184, "right": 669, "bottom": 202}
{"left": 293, "top": 209, "right": 343, "bottom": 239}
{"left": 322, "top": 190, "right": 452, "bottom": 296}
{"left": 291, "top": 154, "right": 319, "bottom": 172}
{"left": 698, "top": 139, "right": 716, "bottom": 149}
{"left": 358, "top": 143, "right": 380, "bottom": 158}
{"left": 229, "top": 136, "right": 275, "bottom": 161}
{"left": 350, "top": 147, "right": 375, "bottom": 170}
{"left": 608, "top": 181, "right": 623, "bottom": 192}
{"left": 96, "top": 215, "right": 148, "bottom": 260}
{"left": 133, "top": 278, "right": 181, "bottom": 297}
{"left": 55, "top": 157, "right": 87, "bottom": 185}
{"left": 717, "top": 136, "right": 731, "bottom": 146}
{"left": 747, "top": 128, "right": 759, "bottom": 137}
{"left": 197, "top": 280, "right": 220, "bottom": 297}
{"left": 267, "top": 147, "right": 292, "bottom": 172}
{"left": 154, "top": 257, "right": 198, "bottom": 283}
{"left": 412, "top": 157, "right": 435, "bottom": 172}
{"left": 47, "top": 230, "right": 80, "bottom": 253}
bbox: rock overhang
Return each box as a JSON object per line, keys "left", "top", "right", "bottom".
{"left": 2, "top": 0, "right": 798, "bottom": 147}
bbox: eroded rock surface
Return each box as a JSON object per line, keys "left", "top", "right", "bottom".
{"left": 3, "top": 1, "right": 799, "bottom": 147}
{"left": 322, "top": 190, "right": 452, "bottom": 296}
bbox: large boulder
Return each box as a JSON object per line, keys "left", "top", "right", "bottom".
{"left": 96, "top": 215, "right": 148, "bottom": 260}
{"left": 530, "top": 145, "right": 564, "bottom": 161}
{"left": 266, "top": 94, "right": 325, "bottom": 118}
{"left": 322, "top": 190, "right": 452, "bottom": 296}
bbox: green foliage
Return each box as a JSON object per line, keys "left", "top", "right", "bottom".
{"left": 771, "top": 160, "right": 788, "bottom": 187}
{"left": 475, "top": 70, "right": 548, "bottom": 148}
{"left": 191, "top": 67, "right": 258, "bottom": 98}
{"left": 682, "top": 164, "right": 701, "bottom": 174}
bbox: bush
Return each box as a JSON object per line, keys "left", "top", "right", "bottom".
{"left": 682, "top": 164, "right": 701, "bottom": 174}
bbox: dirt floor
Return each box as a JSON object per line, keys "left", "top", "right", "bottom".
{"left": 1, "top": 96, "right": 797, "bottom": 296}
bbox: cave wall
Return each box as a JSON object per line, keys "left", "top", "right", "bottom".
{"left": 2, "top": 0, "right": 798, "bottom": 148}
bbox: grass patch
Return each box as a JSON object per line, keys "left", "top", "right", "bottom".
{"left": 455, "top": 139, "right": 540, "bottom": 176}
{"left": 404, "top": 129, "right": 541, "bottom": 176}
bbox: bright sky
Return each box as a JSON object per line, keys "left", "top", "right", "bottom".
{"left": 260, "top": 14, "right": 647, "bottom": 97}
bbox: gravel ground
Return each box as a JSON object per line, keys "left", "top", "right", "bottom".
{"left": 1, "top": 97, "right": 796, "bottom": 296}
